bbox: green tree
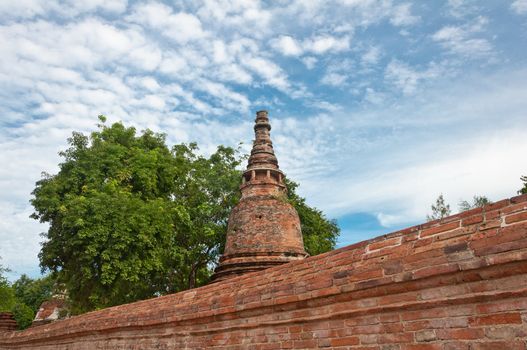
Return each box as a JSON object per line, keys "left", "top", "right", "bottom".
{"left": 31, "top": 118, "right": 339, "bottom": 313}
{"left": 285, "top": 179, "right": 338, "bottom": 256}
{"left": 519, "top": 176, "right": 527, "bottom": 195}
{"left": 427, "top": 194, "right": 451, "bottom": 221}
{"left": 0, "top": 260, "right": 36, "bottom": 330}
{"left": 11, "top": 303, "right": 34, "bottom": 330}
{"left": 12, "top": 274, "right": 55, "bottom": 314}
{"left": 458, "top": 195, "right": 491, "bottom": 212}
{"left": 0, "top": 261, "right": 16, "bottom": 312}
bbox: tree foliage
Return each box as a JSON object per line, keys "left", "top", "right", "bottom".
{"left": 519, "top": 175, "right": 527, "bottom": 195}
{"left": 10, "top": 303, "right": 34, "bottom": 330}
{"left": 31, "top": 119, "right": 340, "bottom": 313}
{"left": 427, "top": 194, "right": 451, "bottom": 221}
{"left": 12, "top": 274, "right": 55, "bottom": 314}
{"left": 458, "top": 195, "right": 491, "bottom": 212}
{"left": 285, "top": 179, "right": 339, "bottom": 256}
{"left": 0, "top": 262, "right": 16, "bottom": 313}
{"left": 0, "top": 260, "right": 50, "bottom": 329}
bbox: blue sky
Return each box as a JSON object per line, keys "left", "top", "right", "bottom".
{"left": 1, "top": 0, "right": 527, "bottom": 281}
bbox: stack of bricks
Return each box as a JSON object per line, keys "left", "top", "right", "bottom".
{"left": 1, "top": 194, "right": 526, "bottom": 349}
{"left": 0, "top": 313, "right": 17, "bottom": 332}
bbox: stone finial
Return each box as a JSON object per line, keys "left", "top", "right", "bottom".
{"left": 211, "top": 111, "right": 308, "bottom": 282}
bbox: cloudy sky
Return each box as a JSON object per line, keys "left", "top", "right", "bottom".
{"left": 1, "top": 0, "right": 527, "bottom": 281}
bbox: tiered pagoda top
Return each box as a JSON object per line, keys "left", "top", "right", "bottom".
{"left": 211, "top": 111, "right": 308, "bottom": 282}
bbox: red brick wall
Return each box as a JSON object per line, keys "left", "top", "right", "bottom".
{"left": 2, "top": 194, "right": 527, "bottom": 350}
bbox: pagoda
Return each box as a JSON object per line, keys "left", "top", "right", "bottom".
{"left": 211, "top": 111, "right": 308, "bottom": 282}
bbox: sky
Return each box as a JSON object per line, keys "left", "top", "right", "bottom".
{"left": 1, "top": 0, "right": 526, "bottom": 281}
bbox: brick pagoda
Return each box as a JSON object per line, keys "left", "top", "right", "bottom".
{"left": 212, "top": 110, "right": 308, "bottom": 281}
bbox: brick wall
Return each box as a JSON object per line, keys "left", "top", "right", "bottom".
{"left": 1, "top": 194, "right": 526, "bottom": 349}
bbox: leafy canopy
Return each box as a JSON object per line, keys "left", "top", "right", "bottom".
{"left": 12, "top": 274, "right": 55, "bottom": 314}
{"left": 31, "top": 118, "right": 340, "bottom": 313}
{"left": 0, "top": 260, "right": 49, "bottom": 329}
{"left": 0, "top": 261, "right": 16, "bottom": 313}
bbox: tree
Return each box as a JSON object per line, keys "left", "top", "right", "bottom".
{"left": 12, "top": 274, "right": 55, "bottom": 314}
{"left": 285, "top": 179, "right": 339, "bottom": 255}
{"left": 427, "top": 194, "right": 451, "bottom": 221}
{"left": 0, "top": 260, "right": 16, "bottom": 312}
{"left": 10, "top": 303, "right": 34, "bottom": 330}
{"left": 0, "top": 259, "right": 38, "bottom": 330}
{"left": 31, "top": 118, "right": 339, "bottom": 313}
{"left": 458, "top": 195, "right": 491, "bottom": 212}
{"left": 519, "top": 176, "right": 527, "bottom": 195}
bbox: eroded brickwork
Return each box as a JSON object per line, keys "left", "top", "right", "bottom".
{"left": 32, "top": 298, "right": 67, "bottom": 327}
{"left": 0, "top": 314, "right": 17, "bottom": 332}
{"left": 212, "top": 111, "right": 307, "bottom": 281}
{"left": 1, "top": 194, "right": 527, "bottom": 349}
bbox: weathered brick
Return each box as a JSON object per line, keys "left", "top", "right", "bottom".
{"left": 470, "top": 341, "right": 525, "bottom": 350}
{"left": 414, "top": 330, "right": 436, "bottom": 342}
{"left": 484, "top": 325, "right": 526, "bottom": 339}
{"left": 470, "top": 312, "right": 522, "bottom": 326}
{"left": 404, "top": 345, "right": 442, "bottom": 350}
{"left": 436, "top": 328, "right": 484, "bottom": 340}
{"left": 442, "top": 343, "right": 469, "bottom": 350}
{"left": 413, "top": 263, "right": 459, "bottom": 279}
{"left": 462, "top": 214, "right": 484, "bottom": 226}
{"left": 330, "top": 336, "right": 360, "bottom": 346}
{"left": 421, "top": 221, "right": 460, "bottom": 237}
{"left": 506, "top": 211, "right": 527, "bottom": 224}
{"left": 369, "top": 237, "right": 402, "bottom": 251}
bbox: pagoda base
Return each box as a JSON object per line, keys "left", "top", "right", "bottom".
{"left": 211, "top": 251, "right": 307, "bottom": 283}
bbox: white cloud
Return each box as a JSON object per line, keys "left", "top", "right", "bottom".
{"left": 159, "top": 52, "right": 187, "bottom": 76}
{"left": 0, "top": 0, "right": 46, "bottom": 20}
{"left": 432, "top": 16, "right": 493, "bottom": 58}
{"left": 445, "top": 0, "right": 480, "bottom": 18}
{"left": 385, "top": 60, "right": 444, "bottom": 95}
{"left": 335, "top": 0, "right": 419, "bottom": 28}
{"left": 302, "top": 56, "right": 318, "bottom": 69}
{"left": 376, "top": 212, "right": 405, "bottom": 228}
{"left": 242, "top": 56, "right": 290, "bottom": 92}
{"left": 0, "top": 0, "right": 128, "bottom": 20}
{"left": 320, "top": 59, "right": 354, "bottom": 87}
{"left": 129, "top": 2, "right": 207, "bottom": 43}
{"left": 328, "top": 130, "right": 527, "bottom": 226}
{"left": 270, "top": 35, "right": 303, "bottom": 56}
{"left": 361, "top": 46, "right": 382, "bottom": 66}
{"left": 321, "top": 72, "right": 348, "bottom": 86}
{"left": 364, "top": 87, "right": 385, "bottom": 104}
{"left": 511, "top": 0, "right": 527, "bottom": 14}
{"left": 270, "top": 34, "right": 350, "bottom": 57}
{"left": 301, "top": 68, "right": 527, "bottom": 226}
{"left": 304, "top": 35, "right": 350, "bottom": 55}
{"left": 196, "top": 0, "right": 272, "bottom": 38}
{"left": 195, "top": 79, "right": 251, "bottom": 113}
{"left": 390, "top": 3, "right": 420, "bottom": 26}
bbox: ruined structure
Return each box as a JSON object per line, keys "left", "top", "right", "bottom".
{"left": 0, "top": 313, "right": 17, "bottom": 332}
{"left": 1, "top": 112, "right": 527, "bottom": 349}
{"left": 212, "top": 110, "right": 307, "bottom": 281}
{"left": 31, "top": 297, "right": 67, "bottom": 328}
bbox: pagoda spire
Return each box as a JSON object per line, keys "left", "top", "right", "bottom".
{"left": 247, "top": 110, "right": 278, "bottom": 170}
{"left": 211, "top": 111, "right": 308, "bottom": 282}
